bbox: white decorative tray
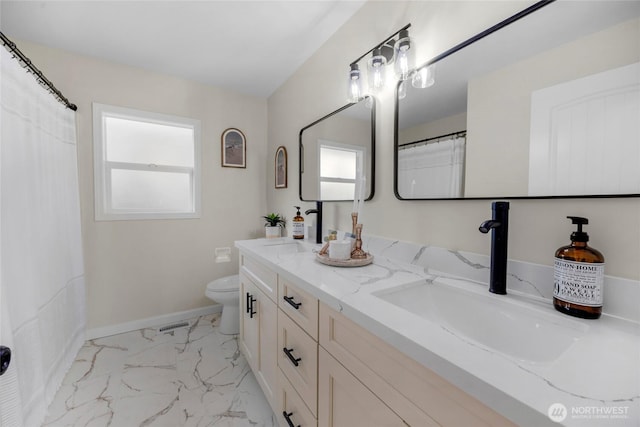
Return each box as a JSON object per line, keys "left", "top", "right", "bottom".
{"left": 315, "top": 252, "right": 374, "bottom": 267}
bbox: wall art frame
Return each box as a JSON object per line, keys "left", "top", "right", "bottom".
{"left": 275, "top": 145, "right": 287, "bottom": 188}
{"left": 221, "top": 128, "right": 246, "bottom": 168}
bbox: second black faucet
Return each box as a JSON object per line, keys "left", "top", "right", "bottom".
{"left": 479, "top": 201, "right": 510, "bottom": 295}
{"left": 305, "top": 201, "right": 323, "bottom": 244}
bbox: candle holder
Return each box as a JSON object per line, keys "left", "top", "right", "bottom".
{"left": 351, "top": 212, "right": 358, "bottom": 235}
{"left": 351, "top": 223, "right": 367, "bottom": 259}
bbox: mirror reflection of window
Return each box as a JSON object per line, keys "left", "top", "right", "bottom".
{"left": 318, "top": 140, "right": 364, "bottom": 200}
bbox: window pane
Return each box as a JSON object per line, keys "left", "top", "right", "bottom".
{"left": 111, "top": 169, "right": 192, "bottom": 212}
{"left": 320, "top": 182, "right": 355, "bottom": 200}
{"left": 320, "top": 147, "right": 356, "bottom": 179}
{"left": 105, "top": 117, "right": 194, "bottom": 167}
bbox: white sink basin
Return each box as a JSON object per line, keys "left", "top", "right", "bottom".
{"left": 262, "top": 240, "right": 311, "bottom": 255}
{"left": 374, "top": 280, "right": 588, "bottom": 364}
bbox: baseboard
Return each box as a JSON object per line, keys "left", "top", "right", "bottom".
{"left": 86, "top": 304, "right": 222, "bottom": 340}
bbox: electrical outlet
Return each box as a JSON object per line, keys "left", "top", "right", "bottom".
{"left": 214, "top": 247, "right": 231, "bottom": 263}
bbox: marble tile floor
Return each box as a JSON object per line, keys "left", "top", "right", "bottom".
{"left": 43, "top": 313, "right": 276, "bottom": 427}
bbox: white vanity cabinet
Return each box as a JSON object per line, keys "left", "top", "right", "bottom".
{"left": 237, "top": 247, "right": 515, "bottom": 427}
{"left": 239, "top": 254, "right": 278, "bottom": 409}
{"left": 318, "top": 303, "right": 516, "bottom": 427}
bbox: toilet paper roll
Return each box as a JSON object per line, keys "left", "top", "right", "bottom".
{"left": 329, "top": 240, "right": 351, "bottom": 260}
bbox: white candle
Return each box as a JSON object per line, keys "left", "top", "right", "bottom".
{"left": 352, "top": 177, "right": 360, "bottom": 214}
{"left": 356, "top": 176, "right": 366, "bottom": 218}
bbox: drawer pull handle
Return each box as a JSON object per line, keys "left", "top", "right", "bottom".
{"left": 282, "top": 411, "right": 300, "bottom": 427}
{"left": 283, "top": 295, "right": 301, "bottom": 310}
{"left": 283, "top": 347, "right": 301, "bottom": 367}
{"left": 248, "top": 294, "right": 257, "bottom": 318}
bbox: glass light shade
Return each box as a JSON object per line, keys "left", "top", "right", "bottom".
{"left": 367, "top": 48, "right": 387, "bottom": 92}
{"left": 412, "top": 64, "right": 436, "bottom": 89}
{"left": 397, "top": 81, "right": 407, "bottom": 99}
{"left": 394, "top": 31, "right": 414, "bottom": 81}
{"left": 347, "top": 63, "right": 363, "bottom": 102}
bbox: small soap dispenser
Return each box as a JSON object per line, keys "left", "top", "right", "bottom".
{"left": 292, "top": 206, "right": 305, "bottom": 240}
{"left": 553, "top": 216, "right": 605, "bottom": 319}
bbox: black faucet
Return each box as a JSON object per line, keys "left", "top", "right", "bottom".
{"left": 479, "top": 201, "right": 509, "bottom": 295}
{"left": 305, "top": 201, "right": 323, "bottom": 244}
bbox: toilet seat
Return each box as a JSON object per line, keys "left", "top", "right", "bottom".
{"left": 206, "top": 275, "right": 239, "bottom": 293}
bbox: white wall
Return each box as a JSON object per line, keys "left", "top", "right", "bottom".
{"left": 267, "top": 1, "right": 640, "bottom": 282}
{"left": 16, "top": 41, "right": 268, "bottom": 330}
{"left": 466, "top": 17, "right": 639, "bottom": 196}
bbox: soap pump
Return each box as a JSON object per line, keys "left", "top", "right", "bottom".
{"left": 292, "top": 206, "right": 305, "bottom": 240}
{"left": 553, "top": 216, "right": 605, "bottom": 319}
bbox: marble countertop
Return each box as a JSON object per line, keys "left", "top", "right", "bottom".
{"left": 235, "top": 237, "right": 639, "bottom": 426}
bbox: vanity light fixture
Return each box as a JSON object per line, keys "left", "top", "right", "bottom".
{"left": 346, "top": 23, "right": 411, "bottom": 100}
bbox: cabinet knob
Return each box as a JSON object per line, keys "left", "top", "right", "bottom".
{"left": 283, "top": 347, "right": 302, "bottom": 367}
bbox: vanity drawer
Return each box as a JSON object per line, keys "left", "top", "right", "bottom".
{"left": 240, "top": 254, "right": 277, "bottom": 301}
{"left": 278, "top": 309, "right": 318, "bottom": 416}
{"left": 276, "top": 370, "right": 317, "bottom": 427}
{"left": 278, "top": 278, "right": 319, "bottom": 339}
{"left": 319, "top": 303, "right": 515, "bottom": 427}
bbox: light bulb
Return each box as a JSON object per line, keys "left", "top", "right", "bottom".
{"left": 394, "top": 30, "right": 414, "bottom": 81}
{"left": 347, "top": 63, "right": 362, "bottom": 102}
{"left": 367, "top": 48, "right": 387, "bottom": 92}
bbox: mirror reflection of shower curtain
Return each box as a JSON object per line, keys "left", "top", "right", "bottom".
{"left": 398, "top": 136, "right": 466, "bottom": 198}
{"left": 0, "top": 48, "right": 85, "bottom": 427}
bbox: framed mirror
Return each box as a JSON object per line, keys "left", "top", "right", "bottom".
{"left": 300, "top": 96, "right": 375, "bottom": 201}
{"left": 395, "top": 0, "right": 640, "bottom": 200}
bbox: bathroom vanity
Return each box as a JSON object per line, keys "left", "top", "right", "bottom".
{"left": 236, "top": 237, "right": 639, "bottom": 426}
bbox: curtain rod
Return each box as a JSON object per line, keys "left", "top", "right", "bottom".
{"left": 0, "top": 31, "right": 77, "bottom": 111}
{"left": 398, "top": 130, "right": 467, "bottom": 149}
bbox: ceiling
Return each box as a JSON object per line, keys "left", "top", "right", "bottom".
{"left": 0, "top": 0, "right": 365, "bottom": 98}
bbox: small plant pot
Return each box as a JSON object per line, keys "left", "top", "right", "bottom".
{"left": 265, "top": 226, "right": 281, "bottom": 239}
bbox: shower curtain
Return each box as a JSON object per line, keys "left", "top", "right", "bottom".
{"left": 0, "top": 48, "right": 85, "bottom": 426}
{"left": 397, "top": 135, "right": 466, "bottom": 198}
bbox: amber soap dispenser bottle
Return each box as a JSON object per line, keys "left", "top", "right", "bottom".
{"left": 553, "top": 216, "right": 605, "bottom": 319}
{"left": 292, "top": 206, "right": 305, "bottom": 240}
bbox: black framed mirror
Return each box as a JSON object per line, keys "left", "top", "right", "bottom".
{"left": 300, "top": 96, "right": 375, "bottom": 201}
{"left": 395, "top": 0, "right": 640, "bottom": 200}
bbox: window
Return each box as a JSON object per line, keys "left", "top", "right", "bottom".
{"left": 318, "top": 140, "right": 365, "bottom": 200}
{"left": 93, "top": 103, "right": 201, "bottom": 220}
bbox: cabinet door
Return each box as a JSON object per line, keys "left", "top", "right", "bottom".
{"left": 239, "top": 273, "right": 258, "bottom": 371}
{"left": 318, "top": 347, "right": 407, "bottom": 427}
{"left": 256, "top": 285, "right": 278, "bottom": 409}
{"left": 239, "top": 274, "right": 278, "bottom": 410}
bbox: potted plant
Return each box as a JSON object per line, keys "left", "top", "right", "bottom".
{"left": 263, "top": 213, "right": 286, "bottom": 238}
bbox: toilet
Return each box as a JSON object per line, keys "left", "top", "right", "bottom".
{"left": 205, "top": 274, "right": 240, "bottom": 335}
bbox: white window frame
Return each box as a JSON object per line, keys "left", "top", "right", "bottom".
{"left": 317, "top": 139, "right": 366, "bottom": 200}
{"left": 93, "top": 103, "right": 201, "bottom": 221}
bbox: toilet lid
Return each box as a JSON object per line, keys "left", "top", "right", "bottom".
{"left": 206, "top": 275, "right": 239, "bottom": 293}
